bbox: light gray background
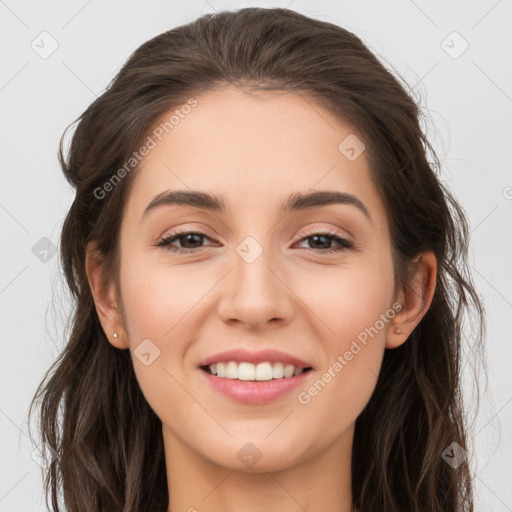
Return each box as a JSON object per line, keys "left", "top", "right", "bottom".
{"left": 1, "top": 1, "right": 511, "bottom": 510}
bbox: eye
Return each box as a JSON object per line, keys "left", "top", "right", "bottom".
{"left": 156, "top": 229, "right": 216, "bottom": 254}
{"left": 295, "top": 229, "right": 354, "bottom": 254}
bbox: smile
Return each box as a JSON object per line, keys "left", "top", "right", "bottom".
{"left": 198, "top": 365, "right": 313, "bottom": 404}
{"left": 201, "top": 361, "right": 313, "bottom": 380}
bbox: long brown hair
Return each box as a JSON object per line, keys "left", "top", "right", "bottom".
{"left": 28, "top": 7, "right": 485, "bottom": 511}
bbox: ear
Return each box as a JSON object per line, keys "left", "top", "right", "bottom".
{"left": 85, "top": 240, "right": 129, "bottom": 349}
{"left": 386, "top": 251, "right": 437, "bottom": 349}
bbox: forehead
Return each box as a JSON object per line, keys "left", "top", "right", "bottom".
{"left": 124, "top": 86, "right": 388, "bottom": 229}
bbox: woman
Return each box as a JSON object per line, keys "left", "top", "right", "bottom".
{"left": 29, "top": 7, "right": 485, "bottom": 512}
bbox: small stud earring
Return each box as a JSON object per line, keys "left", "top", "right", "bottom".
{"left": 394, "top": 327, "right": 401, "bottom": 334}
{"left": 113, "top": 332, "right": 118, "bottom": 338}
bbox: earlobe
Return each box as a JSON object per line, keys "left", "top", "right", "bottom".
{"left": 85, "top": 241, "right": 129, "bottom": 349}
{"left": 386, "top": 251, "right": 437, "bottom": 349}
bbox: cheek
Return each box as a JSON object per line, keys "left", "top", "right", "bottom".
{"left": 303, "top": 255, "right": 395, "bottom": 347}
{"left": 119, "top": 255, "right": 211, "bottom": 342}
{"left": 118, "top": 258, "right": 208, "bottom": 433}
{"left": 293, "top": 282, "right": 392, "bottom": 454}
{"left": 117, "top": 255, "right": 206, "bottom": 398}
{"left": 292, "top": 258, "right": 394, "bottom": 422}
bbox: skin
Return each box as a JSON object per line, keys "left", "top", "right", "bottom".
{"left": 86, "top": 86, "right": 437, "bottom": 512}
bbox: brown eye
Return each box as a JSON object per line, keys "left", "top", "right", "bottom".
{"left": 157, "top": 230, "right": 215, "bottom": 254}
{"left": 296, "top": 230, "right": 353, "bottom": 254}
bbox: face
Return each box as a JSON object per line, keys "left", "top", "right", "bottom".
{"left": 113, "top": 86, "right": 399, "bottom": 472}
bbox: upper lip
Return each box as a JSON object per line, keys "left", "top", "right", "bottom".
{"left": 197, "top": 348, "right": 313, "bottom": 369}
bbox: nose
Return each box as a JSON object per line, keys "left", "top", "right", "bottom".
{"left": 217, "top": 242, "right": 295, "bottom": 331}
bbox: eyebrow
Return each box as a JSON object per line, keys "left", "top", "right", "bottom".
{"left": 142, "top": 189, "right": 372, "bottom": 223}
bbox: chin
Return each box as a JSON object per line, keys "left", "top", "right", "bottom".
{"left": 202, "top": 435, "right": 310, "bottom": 474}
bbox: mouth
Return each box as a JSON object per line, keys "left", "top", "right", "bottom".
{"left": 200, "top": 362, "right": 314, "bottom": 381}
{"left": 196, "top": 348, "right": 315, "bottom": 403}
{"left": 198, "top": 362, "right": 314, "bottom": 404}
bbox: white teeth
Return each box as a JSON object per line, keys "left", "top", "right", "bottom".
{"left": 238, "top": 362, "right": 255, "bottom": 381}
{"left": 255, "top": 362, "right": 273, "bottom": 381}
{"left": 216, "top": 362, "right": 226, "bottom": 377}
{"left": 272, "top": 362, "right": 284, "bottom": 379}
{"left": 284, "top": 364, "right": 295, "bottom": 378}
{"left": 226, "top": 361, "right": 238, "bottom": 379}
{"left": 206, "top": 361, "right": 307, "bottom": 380}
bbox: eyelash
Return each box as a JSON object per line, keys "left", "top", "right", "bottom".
{"left": 156, "top": 228, "right": 354, "bottom": 255}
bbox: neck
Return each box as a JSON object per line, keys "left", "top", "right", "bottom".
{"left": 163, "top": 423, "right": 355, "bottom": 512}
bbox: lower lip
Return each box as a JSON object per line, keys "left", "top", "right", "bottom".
{"left": 198, "top": 368, "right": 313, "bottom": 404}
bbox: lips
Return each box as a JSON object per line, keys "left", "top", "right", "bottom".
{"left": 197, "top": 347, "right": 313, "bottom": 369}
{"left": 199, "top": 367, "right": 312, "bottom": 404}
{"left": 196, "top": 347, "right": 315, "bottom": 403}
